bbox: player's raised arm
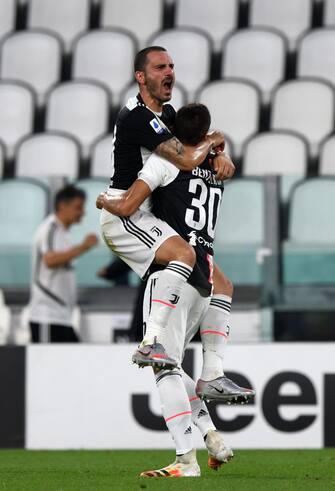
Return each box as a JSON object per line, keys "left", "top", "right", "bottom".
{"left": 97, "top": 153, "right": 176, "bottom": 217}
{"left": 155, "top": 130, "right": 225, "bottom": 172}
{"left": 44, "top": 235, "right": 97, "bottom": 268}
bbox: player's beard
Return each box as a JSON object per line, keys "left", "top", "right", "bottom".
{"left": 145, "top": 76, "right": 174, "bottom": 104}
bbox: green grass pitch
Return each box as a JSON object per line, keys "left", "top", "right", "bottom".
{"left": 0, "top": 449, "right": 334, "bottom": 491}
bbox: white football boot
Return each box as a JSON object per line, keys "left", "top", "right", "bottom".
{"left": 205, "top": 429, "right": 234, "bottom": 470}
{"left": 140, "top": 449, "right": 200, "bottom": 478}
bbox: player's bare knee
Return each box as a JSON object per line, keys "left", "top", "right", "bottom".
{"left": 214, "top": 276, "right": 233, "bottom": 296}
{"left": 154, "top": 236, "right": 195, "bottom": 267}
{"left": 175, "top": 242, "right": 196, "bottom": 267}
{"left": 213, "top": 266, "right": 234, "bottom": 297}
{"left": 223, "top": 276, "right": 234, "bottom": 297}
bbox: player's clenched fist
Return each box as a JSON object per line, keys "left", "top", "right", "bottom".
{"left": 212, "top": 153, "right": 235, "bottom": 181}
{"left": 81, "top": 234, "right": 98, "bottom": 251}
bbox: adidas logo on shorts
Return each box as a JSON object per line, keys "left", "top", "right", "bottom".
{"left": 184, "top": 426, "right": 192, "bottom": 435}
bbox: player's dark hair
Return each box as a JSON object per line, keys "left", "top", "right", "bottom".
{"left": 54, "top": 185, "right": 86, "bottom": 211}
{"left": 174, "top": 104, "right": 211, "bottom": 146}
{"left": 134, "top": 46, "right": 167, "bottom": 72}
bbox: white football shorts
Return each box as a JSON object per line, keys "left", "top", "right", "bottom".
{"left": 143, "top": 270, "right": 211, "bottom": 367}
{"left": 100, "top": 207, "right": 178, "bottom": 279}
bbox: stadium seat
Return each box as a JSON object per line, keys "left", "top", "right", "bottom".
{"left": 91, "top": 135, "right": 113, "bottom": 178}
{"left": 0, "top": 179, "right": 48, "bottom": 287}
{"left": 243, "top": 131, "right": 308, "bottom": 202}
{"left": 100, "top": 0, "right": 163, "bottom": 48}
{"left": 73, "top": 30, "right": 135, "bottom": 106}
{"left": 28, "top": 0, "right": 90, "bottom": 53}
{"left": 283, "top": 178, "right": 335, "bottom": 283}
{"left": 175, "top": 0, "right": 238, "bottom": 52}
{"left": 320, "top": 136, "right": 335, "bottom": 176}
{"left": 249, "top": 0, "right": 312, "bottom": 52}
{"left": 222, "top": 29, "right": 286, "bottom": 104}
{"left": 0, "top": 31, "right": 62, "bottom": 107}
{"left": 297, "top": 29, "right": 335, "bottom": 87}
{"left": 46, "top": 82, "right": 109, "bottom": 158}
{"left": 16, "top": 133, "right": 80, "bottom": 179}
{"left": 0, "top": 82, "right": 34, "bottom": 159}
{"left": 0, "top": 0, "right": 16, "bottom": 41}
{"left": 197, "top": 80, "right": 260, "bottom": 159}
{"left": 215, "top": 179, "right": 265, "bottom": 284}
{"left": 324, "top": 0, "right": 335, "bottom": 25}
{"left": 150, "top": 29, "right": 211, "bottom": 101}
{"left": 71, "top": 179, "right": 111, "bottom": 286}
{"left": 122, "top": 82, "right": 187, "bottom": 111}
{"left": 271, "top": 80, "right": 334, "bottom": 158}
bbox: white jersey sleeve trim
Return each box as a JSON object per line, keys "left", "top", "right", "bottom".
{"left": 125, "top": 96, "right": 139, "bottom": 111}
{"left": 138, "top": 154, "right": 179, "bottom": 191}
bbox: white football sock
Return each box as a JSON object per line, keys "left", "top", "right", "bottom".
{"left": 143, "top": 261, "right": 193, "bottom": 345}
{"left": 156, "top": 368, "right": 194, "bottom": 455}
{"left": 200, "top": 294, "right": 231, "bottom": 381}
{"left": 181, "top": 369, "right": 216, "bottom": 438}
{"left": 176, "top": 448, "right": 197, "bottom": 464}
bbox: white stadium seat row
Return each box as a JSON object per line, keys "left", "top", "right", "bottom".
{"left": 0, "top": 0, "right": 334, "bottom": 183}
{"left": 3, "top": 26, "right": 335, "bottom": 110}
{"left": 0, "top": 77, "right": 334, "bottom": 172}
{"left": 9, "top": 129, "right": 335, "bottom": 183}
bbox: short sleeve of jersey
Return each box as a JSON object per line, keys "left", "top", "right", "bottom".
{"left": 119, "top": 107, "right": 172, "bottom": 151}
{"left": 138, "top": 155, "right": 179, "bottom": 191}
{"left": 40, "top": 222, "right": 58, "bottom": 254}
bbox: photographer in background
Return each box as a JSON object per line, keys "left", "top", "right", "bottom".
{"left": 28, "top": 185, "right": 98, "bottom": 342}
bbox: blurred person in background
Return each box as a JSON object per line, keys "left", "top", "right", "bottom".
{"left": 28, "top": 185, "right": 98, "bottom": 343}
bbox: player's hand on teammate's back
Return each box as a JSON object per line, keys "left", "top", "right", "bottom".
{"left": 212, "top": 153, "right": 235, "bottom": 181}
{"left": 81, "top": 234, "right": 98, "bottom": 251}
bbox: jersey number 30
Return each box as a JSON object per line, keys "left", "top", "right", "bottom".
{"left": 185, "top": 178, "right": 222, "bottom": 239}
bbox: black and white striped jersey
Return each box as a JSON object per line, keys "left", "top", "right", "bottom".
{"left": 138, "top": 155, "right": 224, "bottom": 295}
{"left": 110, "top": 93, "right": 175, "bottom": 190}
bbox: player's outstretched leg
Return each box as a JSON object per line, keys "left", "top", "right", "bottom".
{"left": 133, "top": 237, "right": 195, "bottom": 369}
{"left": 140, "top": 368, "right": 200, "bottom": 478}
{"left": 197, "top": 291, "right": 255, "bottom": 404}
{"left": 181, "top": 369, "right": 234, "bottom": 471}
